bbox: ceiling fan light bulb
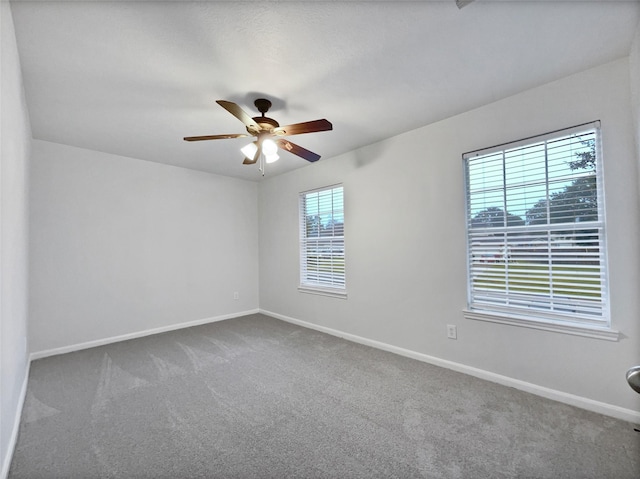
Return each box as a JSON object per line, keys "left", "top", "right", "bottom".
{"left": 262, "top": 138, "right": 278, "bottom": 156}
{"left": 265, "top": 153, "right": 280, "bottom": 164}
{"left": 241, "top": 142, "right": 258, "bottom": 159}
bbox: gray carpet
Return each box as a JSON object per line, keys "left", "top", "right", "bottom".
{"left": 9, "top": 313, "right": 640, "bottom": 478}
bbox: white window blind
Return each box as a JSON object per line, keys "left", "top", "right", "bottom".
{"left": 463, "top": 122, "right": 609, "bottom": 328}
{"left": 299, "top": 185, "right": 345, "bottom": 291}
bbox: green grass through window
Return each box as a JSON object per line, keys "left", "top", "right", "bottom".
{"left": 473, "top": 262, "right": 601, "bottom": 299}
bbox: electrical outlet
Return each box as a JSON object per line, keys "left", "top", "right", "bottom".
{"left": 447, "top": 324, "right": 457, "bottom": 339}
{"left": 233, "top": 292, "right": 239, "bottom": 300}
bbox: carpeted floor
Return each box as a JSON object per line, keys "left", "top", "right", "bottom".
{"left": 9, "top": 313, "right": 640, "bottom": 478}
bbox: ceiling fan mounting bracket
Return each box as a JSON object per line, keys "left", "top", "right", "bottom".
{"left": 254, "top": 98, "right": 272, "bottom": 115}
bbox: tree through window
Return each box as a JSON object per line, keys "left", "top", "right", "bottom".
{"left": 463, "top": 122, "right": 609, "bottom": 329}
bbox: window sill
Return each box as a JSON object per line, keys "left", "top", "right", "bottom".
{"left": 298, "top": 286, "right": 348, "bottom": 299}
{"left": 463, "top": 309, "right": 619, "bottom": 341}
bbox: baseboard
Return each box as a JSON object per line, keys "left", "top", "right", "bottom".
{"left": 1, "top": 360, "right": 30, "bottom": 479}
{"left": 30, "top": 309, "right": 260, "bottom": 360}
{"left": 260, "top": 309, "right": 640, "bottom": 425}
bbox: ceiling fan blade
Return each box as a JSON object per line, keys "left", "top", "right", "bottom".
{"left": 184, "top": 133, "right": 249, "bottom": 141}
{"left": 276, "top": 139, "right": 321, "bottom": 163}
{"left": 243, "top": 157, "right": 257, "bottom": 165}
{"left": 273, "top": 119, "right": 332, "bottom": 137}
{"left": 216, "top": 100, "right": 260, "bottom": 131}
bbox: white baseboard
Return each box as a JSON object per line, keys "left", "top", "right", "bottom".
{"left": 1, "top": 360, "right": 30, "bottom": 479}
{"left": 260, "top": 309, "right": 640, "bottom": 425}
{"left": 30, "top": 309, "right": 260, "bottom": 360}
{"left": 5, "top": 309, "right": 258, "bottom": 476}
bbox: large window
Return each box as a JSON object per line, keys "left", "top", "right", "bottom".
{"left": 299, "top": 185, "right": 345, "bottom": 297}
{"left": 463, "top": 122, "right": 612, "bottom": 337}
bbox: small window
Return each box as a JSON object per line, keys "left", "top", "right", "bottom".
{"left": 299, "top": 185, "right": 346, "bottom": 297}
{"left": 463, "top": 122, "right": 611, "bottom": 336}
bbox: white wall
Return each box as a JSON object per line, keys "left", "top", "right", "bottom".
{"left": 0, "top": 1, "right": 32, "bottom": 475}
{"left": 29, "top": 141, "right": 259, "bottom": 353}
{"left": 631, "top": 20, "right": 640, "bottom": 193}
{"left": 259, "top": 58, "right": 640, "bottom": 416}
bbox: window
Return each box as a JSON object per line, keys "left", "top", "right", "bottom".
{"left": 299, "top": 185, "right": 346, "bottom": 297}
{"left": 463, "top": 122, "right": 613, "bottom": 338}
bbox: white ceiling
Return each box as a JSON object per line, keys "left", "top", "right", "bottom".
{"left": 10, "top": 1, "right": 640, "bottom": 181}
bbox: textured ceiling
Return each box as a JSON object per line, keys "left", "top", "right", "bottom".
{"left": 10, "top": 1, "right": 640, "bottom": 181}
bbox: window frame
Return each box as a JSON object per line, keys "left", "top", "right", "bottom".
{"left": 298, "top": 184, "right": 347, "bottom": 299}
{"left": 462, "top": 121, "right": 617, "bottom": 340}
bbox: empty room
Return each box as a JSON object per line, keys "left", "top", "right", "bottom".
{"left": 2, "top": 1, "right": 640, "bottom": 477}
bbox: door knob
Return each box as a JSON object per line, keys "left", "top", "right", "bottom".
{"left": 627, "top": 366, "right": 640, "bottom": 394}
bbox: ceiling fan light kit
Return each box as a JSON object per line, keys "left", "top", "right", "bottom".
{"left": 184, "top": 98, "right": 332, "bottom": 176}
{"left": 262, "top": 138, "right": 278, "bottom": 156}
{"left": 265, "top": 154, "right": 280, "bottom": 164}
{"left": 240, "top": 142, "right": 258, "bottom": 160}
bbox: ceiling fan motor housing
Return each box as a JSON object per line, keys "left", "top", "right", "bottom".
{"left": 252, "top": 116, "right": 279, "bottom": 131}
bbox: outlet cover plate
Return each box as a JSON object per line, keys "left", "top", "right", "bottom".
{"left": 447, "top": 324, "right": 457, "bottom": 339}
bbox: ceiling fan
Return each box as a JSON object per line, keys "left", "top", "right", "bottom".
{"left": 456, "top": 0, "right": 475, "bottom": 8}
{"left": 184, "top": 98, "right": 332, "bottom": 168}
